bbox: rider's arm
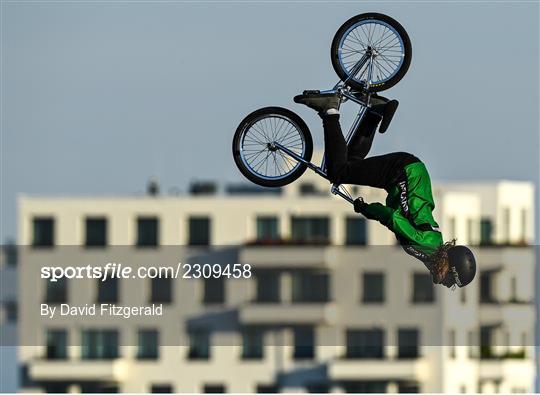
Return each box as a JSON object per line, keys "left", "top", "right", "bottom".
{"left": 362, "top": 202, "right": 394, "bottom": 224}
{"left": 362, "top": 203, "right": 423, "bottom": 244}
{"left": 388, "top": 210, "right": 424, "bottom": 244}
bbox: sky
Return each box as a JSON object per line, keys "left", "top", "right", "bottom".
{"left": 1, "top": 1, "right": 539, "bottom": 241}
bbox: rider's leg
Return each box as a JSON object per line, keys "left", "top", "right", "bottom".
{"left": 322, "top": 114, "right": 414, "bottom": 189}
{"left": 346, "top": 110, "right": 381, "bottom": 161}
{"left": 322, "top": 114, "right": 349, "bottom": 183}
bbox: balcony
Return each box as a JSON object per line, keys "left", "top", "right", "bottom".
{"left": 29, "top": 359, "right": 130, "bottom": 381}
{"left": 239, "top": 246, "right": 332, "bottom": 268}
{"left": 479, "top": 302, "right": 534, "bottom": 325}
{"left": 329, "top": 358, "right": 429, "bottom": 381}
{"left": 239, "top": 302, "right": 337, "bottom": 325}
{"left": 479, "top": 358, "right": 534, "bottom": 380}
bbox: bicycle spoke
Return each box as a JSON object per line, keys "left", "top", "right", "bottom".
{"left": 240, "top": 114, "right": 305, "bottom": 180}
{"left": 371, "top": 27, "right": 393, "bottom": 48}
{"left": 339, "top": 20, "right": 405, "bottom": 85}
{"left": 374, "top": 58, "right": 393, "bottom": 78}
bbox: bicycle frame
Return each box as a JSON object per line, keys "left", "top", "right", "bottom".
{"left": 274, "top": 90, "right": 372, "bottom": 204}
{"left": 273, "top": 54, "right": 377, "bottom": 204}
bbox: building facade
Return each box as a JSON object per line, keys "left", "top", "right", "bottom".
{"left": 17, "top": 178, "right": 535, "bottom": 393}
{"left": 1, "top": 244, "right": 18, "bottom": 392}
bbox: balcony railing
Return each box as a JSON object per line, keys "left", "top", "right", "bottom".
{"left": 329, "top": 357, "right": 428, "bottom": 381}
{"left": 480, "top": 346, "right": 527, "bottom": 360}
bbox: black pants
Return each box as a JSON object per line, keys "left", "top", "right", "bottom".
{"left": 322, "top": 112, "right": 418, "bottom": 190}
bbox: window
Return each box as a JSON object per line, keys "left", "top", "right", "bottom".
{"left": 81, "top": 330, "right": 119, "bottom": 359}
{"left": 398, "top": 383, "right": 420, "bottom": 393}
{"left": 45, "top": 278, "right": 67, "bottom": 304}
{"left": 189, "top": 216, "right": 211, "bottom": 246}
{"left": 188, "top": 330, "right": 210, "bottom": 360}
{"left": 293, "top": 326, "right": 315, "bottom": 360}
{"left": 362, "top": 272, "right": 385, "bottom": 304}
{"left": 299, "top": 183, "right": 320, "bottom": 195}
{"left": 3, "top": 243, "right": 17, "bottom": 266}
{"left": 3, "top": 301, "right": 17, "bottom": 323}
{"left": 242, "top": 328, "right": 264, "bottom": 359}
{"left": 151, "top": 385, "right": 173, "bottom": 393}
{"left": 255, "top": 271, "right": 280, "bottom": 303}
{"left": 307, "top": 383, "right": 330, "bottom": 393}
{"left": 291, "top": 216, "right": 330, "bottom": 244}
{"left": 480, "top": 272, "right": 496, "bottom": 303}
{"left": 43, "top": 383, "right": 69, "bottom": 393}
{"left": 203, "top": 384, "right": 226, "bottom": 393}
{"left": 256, "top": 216, "right": 279, "bottom": 242}
{"left": 32, "top": 217, "right": 54, "bottom": 247}
{"left": 137, "top": 329, "right": 159, "bottom": 359}
{"left": 256, "top": 385, "right": 279, "bottom": 393}
{"left": 468, "top": 330, "right": 478, "bottom": 358}
{"left": 346, "top": 329, "right": 384, "bottom": 359}
{"left": 151, "top": 277, "right": 172, "bottom": 304}
{"left": 510, "top": 277, "right": 517, "bottom": 301}
{"left": 398, "top": 329, "right": 420, "bottom": 359}
{"left": 343, "top": 381, "right": 386, "bottom": 393}
{"left": 412, "top": 273, "right": 434, "bottom": 303}
{"left": 79, "top": 383, "right": 118, "bottom": 393}
{"left": 480, "top": 218, "right": 493, "bottom": 245}
{"left": 345, "top": 217, "right": 367, "bottom": 246}
{"left": 46, "top": 329, "right": 67, "bottom": 360}
{"left": 203, "top": 278, "right": 225, "bottom": 305}
{"left": 97, "top": 276, "right": 118, "bottom": 303}
{"left": 480, "top": 326, "right": 495, "bottom": 359}
{"left": 292, "top": 271, "right": 329, "bottom": 303}
{"left": 137, "top": 217, "right": 159, "bottom": 247}
{"left": 85, "top": 217, "right": 107, "bottom": 247}
{"left": 448, "top": 329, "right": 456, "bottom": 358}
{"left": 96, "top": 385, "right": 118, "bottom": 393}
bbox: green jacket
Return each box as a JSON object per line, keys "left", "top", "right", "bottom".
{"left": 363, "top": 162, "right": 443, "bottom": 259}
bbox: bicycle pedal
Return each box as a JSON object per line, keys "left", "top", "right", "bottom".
{"left": 303, "top": 90, "right": 321, "bottom": 95}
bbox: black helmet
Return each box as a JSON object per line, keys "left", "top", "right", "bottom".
{"left": 447, "top": 246, "right": 476, "bottom": 287}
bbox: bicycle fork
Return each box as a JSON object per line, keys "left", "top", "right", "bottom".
{"left": 273, "top": 142, "right": 357, "bottom": 206}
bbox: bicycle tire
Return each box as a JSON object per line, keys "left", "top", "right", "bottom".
{"left": 331, "top": 13, "right": 412, "bottom": 92}
{"left": 232, "top": 107, "right": 313, "bottom": 188}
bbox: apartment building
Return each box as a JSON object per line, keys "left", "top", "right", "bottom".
{"left": 17, "top": 177, "right": 535, "bottom": 393}
{"left": 1, "top": 243, "right": 18, "bottom": 392}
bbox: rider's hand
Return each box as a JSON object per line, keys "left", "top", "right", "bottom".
{"left": 354, "top": 198, "right": 380, "bottom": 220}
{"left": 353, "top": 198, "right": 367, "bottom": 214}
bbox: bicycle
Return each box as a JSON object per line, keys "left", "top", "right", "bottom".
{"left": 232, "top": 13, "right": 412, "bottom": 205}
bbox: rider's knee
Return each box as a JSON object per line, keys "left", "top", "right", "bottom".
{"left": 395, "top": 151, "right": 420, "bottom": 163}
{"left": 327, "top": 165, "right": 347, "bottom": 184}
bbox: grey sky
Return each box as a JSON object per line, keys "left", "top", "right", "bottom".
{"left": 1, "top": 1, "right": 539, "bottom": 241}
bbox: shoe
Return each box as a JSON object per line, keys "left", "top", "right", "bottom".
{"left": 294, "top": 90, "right": 341, "bottom": 114}
{"left": 369, "top": 93, "right": 390, "bottom": 116}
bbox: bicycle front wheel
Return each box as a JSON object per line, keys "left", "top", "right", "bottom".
{"left": 232, "top": 107, "right": 313, "bottom": 188}
{"left": 331, "top": 13, "right": 412, "bottom": 92}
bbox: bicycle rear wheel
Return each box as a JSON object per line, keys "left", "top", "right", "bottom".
{"left": 232, "top": 107, "right": 313, "bottom": 188}
{"left": 331, "top": 13, "right": 412, "bottom": 92}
